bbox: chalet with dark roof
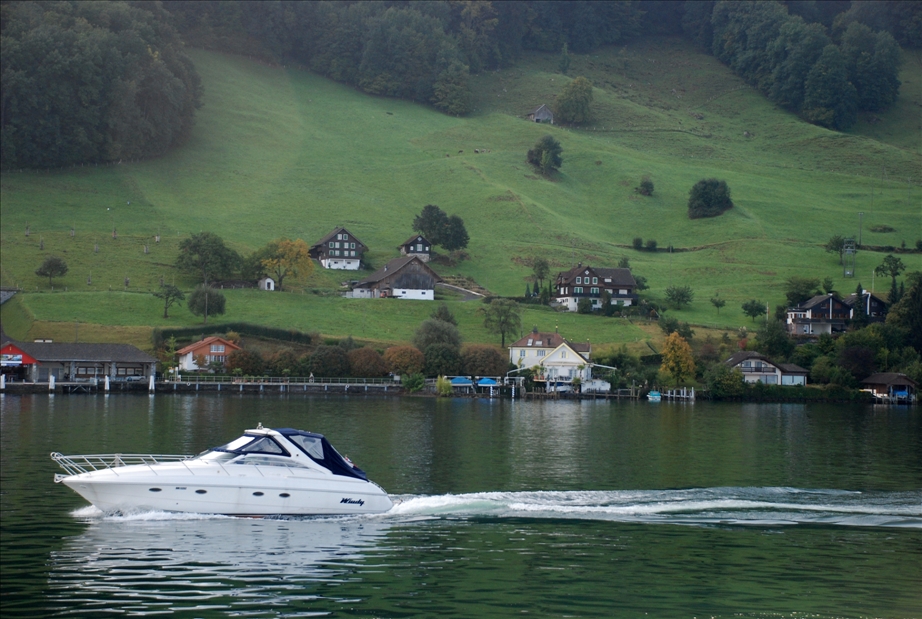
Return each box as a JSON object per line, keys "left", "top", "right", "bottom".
{"left": 555, "top": 264, "right": 637, "bottom": 312}
{"left": 349, "top": 256, "right": 441, "bottom": 300}
{"left": 842, "top": 290, "right": 888, "bottom": 323}
{"left": 309, "top": 227, "right": 367, "bottom": 271}
{"left": 0, "top": 338, "right": 156, "bottom": 383}
{"left": 724, "top": 351, "right": 808, "bottom": 385}
{"left": 785, "top": 294, "right": 851, "bottom": 335}
{"left": 398, "top": 234, "right": 432, "bottom": 262}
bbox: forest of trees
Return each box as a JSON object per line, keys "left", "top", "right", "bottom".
{"left": 3, "top": 1, "right": 918, "bottom": 169}
{"left": 1, "top": 1, "right": 202, "bottom": 169}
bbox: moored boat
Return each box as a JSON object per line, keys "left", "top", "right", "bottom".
{"left": 647, "top": 390, "right": 662, "bottom": 402}
{"left": 52, "top": 425, "right": 393, "bottom": 516}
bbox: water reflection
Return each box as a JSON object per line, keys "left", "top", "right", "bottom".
{"left": 49, "top": 510, "right": 390, "bottom": 616}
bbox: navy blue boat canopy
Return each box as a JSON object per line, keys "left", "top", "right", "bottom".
{"left": 275, "top": 428, "right": 368, "bottom": 480}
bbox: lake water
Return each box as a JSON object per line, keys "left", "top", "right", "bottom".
{"left": 1, "top": 394, "right": 920, "bottom": 618}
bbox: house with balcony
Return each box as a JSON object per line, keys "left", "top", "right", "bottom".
{"left": 176, "top": 336, "right": 241, "bottom": 372}
{"left": 309, "top": 227, "right": 367, "bottom": 270}
{"left": 785, "top": 294, "right": 851, "bottom": 335}
{"left": 509, "top": 328, "right": 593, "bottom": 392}
{"left": 842, "top": 290, "right": 888, "bottom": 323}
{"left": 554, "top": 263, "right": 637, "bottom": 312}
{"left": 724, "top": 351, "right": 808, "bottom": 385}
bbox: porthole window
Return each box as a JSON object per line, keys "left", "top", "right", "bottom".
{"left": 149, "top": 488, "right": 162, "bottom": 492}
{"left": 253, "top": 491, "right": 264, "bottom": 496}
{"left": 195, "top": 489, "right": 207, "bottom": 494}
{"left": 279, "top": 493, "right": 290, "bottom": 498}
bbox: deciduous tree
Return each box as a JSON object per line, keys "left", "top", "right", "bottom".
{"left": 424, "top": 343, "right": 462, "bottom": 377}
{"left": 665, "top": 285, "right": 694, "bottom": 309}
{"left": 461, "top": 345, "right": 507, "bottom": 376}
{"left": 176, "top": 232, "right": 240, "bottom": 285}
{"left": 481, "top": 299, "right": 522, "bottom": 347}
{"left": 309, "top": 345, "right": 350, "bottom": 378}
{"left": 688, "top": 179, "right": 733, "bottom": 219}
{"left": 226, "top": 349, "right": 265, "bottom": 376}
{"left": 741, "top": 299, "right": 765, "bottom": 322}
{"left": 784, "top": 276, "right": 821, "bottom": 306}
{"left": 384, "top": 346, "right": 426, "bottom": 376}
{"left": 348, "top": 347, "right": 388, "bottom": 377}
{"left": 35, "top": 256, "right": 68, "bottom": 287}
{"left": 187, "top": 286, "right": 226, "bottom": 324}
{"left": 253, "top": 238, "right": 313, "bottom": 291}
{"left": 710, "top": 294, "right": 726, "bottom": 315}
{"left": 553, "top": 76, "right": 593, "bottom": 123}
{"left": 153, "top": 284, "right": 185, "bottom": 319}
{"left": 526, "top": 135, "right": 562, "bottom": 174}
{"left": 413, "top": 318, "right": 462, "bottom": 352}
{"left": 660, "top": 332, "right": 695, "bottom": 386}
{"left": 875, "top": 254, "right": 906, "bottom": 291}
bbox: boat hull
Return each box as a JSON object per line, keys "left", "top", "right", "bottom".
{"left": 62, "top": 463, "right": 393, "bottom": 516}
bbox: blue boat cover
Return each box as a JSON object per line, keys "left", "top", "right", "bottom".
{"left": 275, "top": 428, "right": 367, "bottom": 480}
{"left": 450, "top": 377, "right": 473, "bottom": 385}
{"left": 477, "top": 378, "right": 498, "bottom": 386}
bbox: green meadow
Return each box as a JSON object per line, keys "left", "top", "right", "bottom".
{"left": 1, "top": 37, "right": 919, "bottom": 350}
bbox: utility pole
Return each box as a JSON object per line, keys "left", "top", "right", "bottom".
{"left": 858, "top": 212, "right": 863, "bottom": 246}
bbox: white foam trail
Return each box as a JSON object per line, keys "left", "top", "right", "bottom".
{"left": 384, "top": 488, "right": 922, "bottom": 528}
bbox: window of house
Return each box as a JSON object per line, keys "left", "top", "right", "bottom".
{"left": 592, "top": 277, "right": 598, "bottom": 284}
{"left": 351, "top": 243, "right": 355, "bottom": 249}
{"left": 562, "top": 351, "right": 567, "bottom": 358}
{"left": 537, "top": 350, "right": 545, "bottom": 357}
{"left": 519, "top": 350, "right": 526, "bottom": 357}
{"left": 576, "top": 277, "right": 582, "bottom": 284}
{"left": 575, "top": 287, "right": 583, "bottom": 294}
{"left": 329, "top": 241, "right": 335, "bottom": 247}
{"left": 210, "top": 344, "right": 225, "bottom": 353}
{"left": 591, "top": 287, "right": 599, "bottom": 295}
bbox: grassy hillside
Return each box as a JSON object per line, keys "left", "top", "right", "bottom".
{"left": 1, "top": 37, "right": 919, "bottom": 348}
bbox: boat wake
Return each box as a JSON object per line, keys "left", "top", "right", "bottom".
{"left": 73, "top": 487, "right": 922, "bottom": 529}
{"left": 387, "top": 487, "right": 922, "bottom": 528}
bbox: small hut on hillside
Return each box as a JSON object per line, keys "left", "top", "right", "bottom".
{"left": 527, "top": 104, "right": 554, "bottom": 124}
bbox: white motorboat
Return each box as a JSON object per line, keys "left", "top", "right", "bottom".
{"left": 52, "top": 425, "right": 393, "bottom": 516}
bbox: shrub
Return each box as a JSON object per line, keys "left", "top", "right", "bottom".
{"left": 635, "top": 177, "right": 654, "bottom": 196}
{"left": 402, "top": 373, "right": 426, "bottom": 392}
{"left": 688, "top": 178, "right": 734, "bottom": 219}
{"left": 436, "top": 376, "right": 453, "bottom": 397}
{"left": 633, "top": 237, "right": 643, "bottom": 250}
{"left": 645, "top": 239, "right": 658, "bottom": 251}
{"left": 267, "top": 348, "right": 300, "bottom": 376}
{"left": 577, "top": 298, "right": 594, "bottom": 314}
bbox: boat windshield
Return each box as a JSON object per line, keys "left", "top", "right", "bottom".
{"left": 286, "top": 434, "right": 324, "bottom": 459}
{"left": 212, "top": 434, "right": 289, "bottom": 456}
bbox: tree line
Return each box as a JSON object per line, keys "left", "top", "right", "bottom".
{"left": 682, "top": 1, "right": 905, "bottom": 129}
{"left": 1, "top": 1, "right": 202, "bottom": 169}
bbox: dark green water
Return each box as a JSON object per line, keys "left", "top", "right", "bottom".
{"left": 1, "top": 394, "right": 920, "bottom": 618}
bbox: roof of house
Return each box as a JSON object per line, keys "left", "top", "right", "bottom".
{"left": 529, "top": 104, "right": 551, "bottom": 115}
{"left": 861, "top": 373, "right": 917, "bottom": 388}
{"left": 724, "top": 351, "right": 807, "bottom": 374}
{"left": 509, "top": 330, "right": 591, "bottom": 353}
{"left": 792, "top": 294, "right": 847, "bottom": 310}
{"left": 557, "top": 265, "right": 636, "bottom": 287}
{"left": 1, "top": 340, "right": 156, "bottom": 363}
{"left": 399, "top": 234, "right": 431, "bottom": 247}
{"left": 176, "top": 336, "right": 241, "bottom": 356}
{"left": 311, "top": 227, "right": 366, "bottom": 249}
{"left": 355, "top": 256, "right": 440, "bottom": 287}
{"left": 841, "top": 291, "right": 887, "bottom": 307}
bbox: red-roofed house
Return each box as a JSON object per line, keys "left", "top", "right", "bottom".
{"left": 176, "top": 337, "right": 241, "bottom": 371}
